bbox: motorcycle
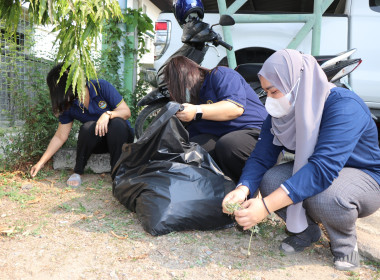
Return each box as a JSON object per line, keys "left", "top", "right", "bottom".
{"left": 135, "top": 15, "right": 362, "bottom": 139}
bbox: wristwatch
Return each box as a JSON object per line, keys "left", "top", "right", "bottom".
{"left": 105, "top": 111, "right": 113, "bottom": 118}
{"left": 194, "top": 105, "right": 203, "bottom": 121}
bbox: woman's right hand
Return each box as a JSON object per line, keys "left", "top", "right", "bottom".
{"left": 222, "top": 185, "right": 250, "bottom": 214}
{"left": 175, "top": 103, "right": 196, "bottom": 122}
{"left": 30, "top": 162, "right": 44, "bottom": 178}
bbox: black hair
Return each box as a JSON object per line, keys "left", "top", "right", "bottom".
{"left": 163, "top": 56, "right": 209, "bottom": 104}
{"left": 46, "top": 63, "right": 76, "bottom": 116}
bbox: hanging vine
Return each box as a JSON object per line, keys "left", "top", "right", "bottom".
{"left": 98, "top": 8, "right": 154, "bottom": 124}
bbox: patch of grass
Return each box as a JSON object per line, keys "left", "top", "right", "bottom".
{"left": 363, "top": 260, "right": 380, "bottom": 270}
{"left": 59, "top": 203, "right": 72, "bottom": 212}
{"left": 58, "top": 170, "right": 69, "bottom": 182}
{"left": 84, "top": 179, "right": 105, "bottom": 190}
{"left": 84, "top": 168, "right": 95, "bottom": 174}
{"left": 0, "top": 179, "right": 38, "bottom": 206}
{"left": 346, "top": 271, "right": 361, "bottom": 280}
{"left": 57, "top": 201, "right": 88, "bottom": 214}
{"left": 81, "top": 216, "right": 136, "bottom": 235}
{"left": 77, "top": 202, "right": 86, "bottom": 213}
{"left": 30, "top": 221, "right": 48, "bottom": 236}
{"left": 362, "top": 260, "right": 380, "bottom": 280}
{"left": 179, "top": 232, "right": 198, "bottom": 245}
{"left": 34, "top": 169, "right": 55, "bottom": 180}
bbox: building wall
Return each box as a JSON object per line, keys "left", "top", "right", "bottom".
{"left": 130, "top": 0, "right": 161, "bottom": 68}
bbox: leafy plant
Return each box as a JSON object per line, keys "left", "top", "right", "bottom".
{"left": 0, "top": 0, "right": 123, "bottom": 100}
{"left": 1, "top": 6, "right": 152, "bottom": 170}
{"left": 97, "top": 8, "right": 153, "bottom": 124}
{"left": 0, "top": 60, "right": 79, "bottom": 170}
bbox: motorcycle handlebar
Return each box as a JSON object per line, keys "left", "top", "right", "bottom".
{"left": 216, "top": 39, "right": 233, "bottom": 51}
{"left": 210, "top": 33, "right": 233, "bottom": 51}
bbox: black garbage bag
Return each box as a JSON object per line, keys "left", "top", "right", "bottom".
{"left": 112, "top": 102, "right": 235, "bottom": 236}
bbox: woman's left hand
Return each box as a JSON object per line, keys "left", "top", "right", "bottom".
{"left": 95, "top": 113, "right": 110, "bottom": 137}
{"left": 234, "top": 198, "right": 269, "bottom": 230}
{"left": 175, "top": 103, "right": 196, "bottom": 122}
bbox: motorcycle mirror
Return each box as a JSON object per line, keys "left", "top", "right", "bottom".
{"left": 219, "top": 15, "right": 235, "bottom": 26}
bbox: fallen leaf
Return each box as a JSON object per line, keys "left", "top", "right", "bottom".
{"left": 86, "top": 187, "right": 95, "bottom": 190}
{"left": 127, "top": 254, "right": 148, "bottom": 260}
{"left": 0, "top": 226, "right": 15, "bottom": 235}
{"left": 110, "top": 231, "right": 128, "bottom": 239}
{"left": 27, "top": 197, "right": 41, "bottom": 204}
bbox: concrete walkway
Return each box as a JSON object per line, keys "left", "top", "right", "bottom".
{"left": 53, "top": 148, "right": 380, "bottom": 263}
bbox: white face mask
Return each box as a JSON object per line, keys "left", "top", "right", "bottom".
{"left": 265, "top": 78, "right": 300, "bottom": 118}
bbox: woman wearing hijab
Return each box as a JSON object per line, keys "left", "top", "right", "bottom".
{"left": 164, "top": 56, "right": 268, "bottom": 183}
{"left": 222, "top": 49, "right": 380, "bottom": 271}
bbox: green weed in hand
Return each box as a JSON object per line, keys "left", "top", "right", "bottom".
{"left": 224, "top": 202, "right": 259, "bottom": 256}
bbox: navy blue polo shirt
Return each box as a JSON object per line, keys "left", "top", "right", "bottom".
{"left": 59, "top": 79, "right": 132, "bottom": 129}
{"left": 187, "top": 67, "right": 268, "bottom": 137}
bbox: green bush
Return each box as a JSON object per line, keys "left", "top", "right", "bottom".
{"left": 0, "top": 67, "right": 79, "bottom": 171}
{"left": 0, "top": 7, "right": 153, "bottom": 171}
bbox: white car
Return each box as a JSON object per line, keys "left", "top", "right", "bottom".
{"left": 152, "top": 0, "right": 380, "bottom": 117}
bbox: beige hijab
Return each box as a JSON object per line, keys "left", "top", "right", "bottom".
{"left": 258, "top": 49, "right": 335, "bottom": 233}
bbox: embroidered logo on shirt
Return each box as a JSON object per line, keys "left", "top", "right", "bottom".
{"left": 207, "top": 100, "right": 213, "bottom": 104}
{"left": 98, "top": 101, "right": 107, "bottom": 109}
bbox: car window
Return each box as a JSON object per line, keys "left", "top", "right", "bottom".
{"left": 370, "top": 0, "right": 380, "bottom": 12}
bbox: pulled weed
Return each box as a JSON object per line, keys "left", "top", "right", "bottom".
{"left": 224, "top": 201, "right": 259, "bottom": 256}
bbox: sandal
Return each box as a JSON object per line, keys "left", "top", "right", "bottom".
{"left": 66, "top": 173, "right": 82, "bottom": 188}
{"left": 280, "top": 224, "right": 321, "bottom": 254}
{"left": 334, "top": 244, "right": 360, "bottom": 271}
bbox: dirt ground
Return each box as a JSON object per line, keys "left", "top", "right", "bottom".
{"left": 1, "top": 170, "right": 379, "bottom": 280}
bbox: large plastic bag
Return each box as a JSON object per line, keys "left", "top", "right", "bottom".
{"left": 112, "top": 102, "right": 235, "bottom": 236}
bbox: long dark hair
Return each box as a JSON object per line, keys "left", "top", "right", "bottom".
{"left": 163, "top": 56, "right": 209, "bottom": 104}
{"left": 46, "top": 63, "right": 76, "bottom": 116}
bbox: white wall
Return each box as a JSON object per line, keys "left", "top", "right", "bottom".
{"left": 130, "top": 0, "right": 161, "bottom": 68}
{"left": 31, "top": 25, "right": 58, "bottom": 60}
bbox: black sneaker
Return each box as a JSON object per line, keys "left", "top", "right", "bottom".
{"left": 280, "top": 224, "right": 321, "bottom": 254}
{"left": 334, "top": 244, "right": 360, "bottom": 271}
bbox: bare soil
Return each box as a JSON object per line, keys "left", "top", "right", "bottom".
{"left": 1, "top": 170, "right": 379, "bottom": 280}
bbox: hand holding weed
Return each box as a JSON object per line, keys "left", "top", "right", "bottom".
{"left": 234, "top": 198, "right": 269, "bottom": 230}
{"left": 223, "top": 199, "right": 260, "bottom": 257}
{"left": 222, "top": 187, "right": 248, "bottom": 214}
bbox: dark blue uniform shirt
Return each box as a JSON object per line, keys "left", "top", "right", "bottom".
{"left": 239, "top": 87, "right": 380, "bottom": 203}
{"left": 59, "top": 79, "right": 132, "bottom": 130}
{"left": 187, "top": 67, "right": 268, "bottom": 137}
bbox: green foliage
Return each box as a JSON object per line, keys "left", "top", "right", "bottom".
{"left": 0, "top": 24, "right": 78, "bottom": 170}
{"left": 0, "top": 74, "right": 79, "bottom": 170}
{"left": 97, "top": 8, "right": 153, "bottom": 124}
{"left": 0, "top": 0, "right": 123, "bottom": 100}
{"left": 0, "top": 5, "right": 153, "bottom": 170}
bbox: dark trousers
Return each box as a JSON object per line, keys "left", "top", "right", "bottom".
{"left": 74, "top": 118, "right": 134, "bottom": 174}
{"left": 190, "top": 128, "right": 260, "bottom": 183}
